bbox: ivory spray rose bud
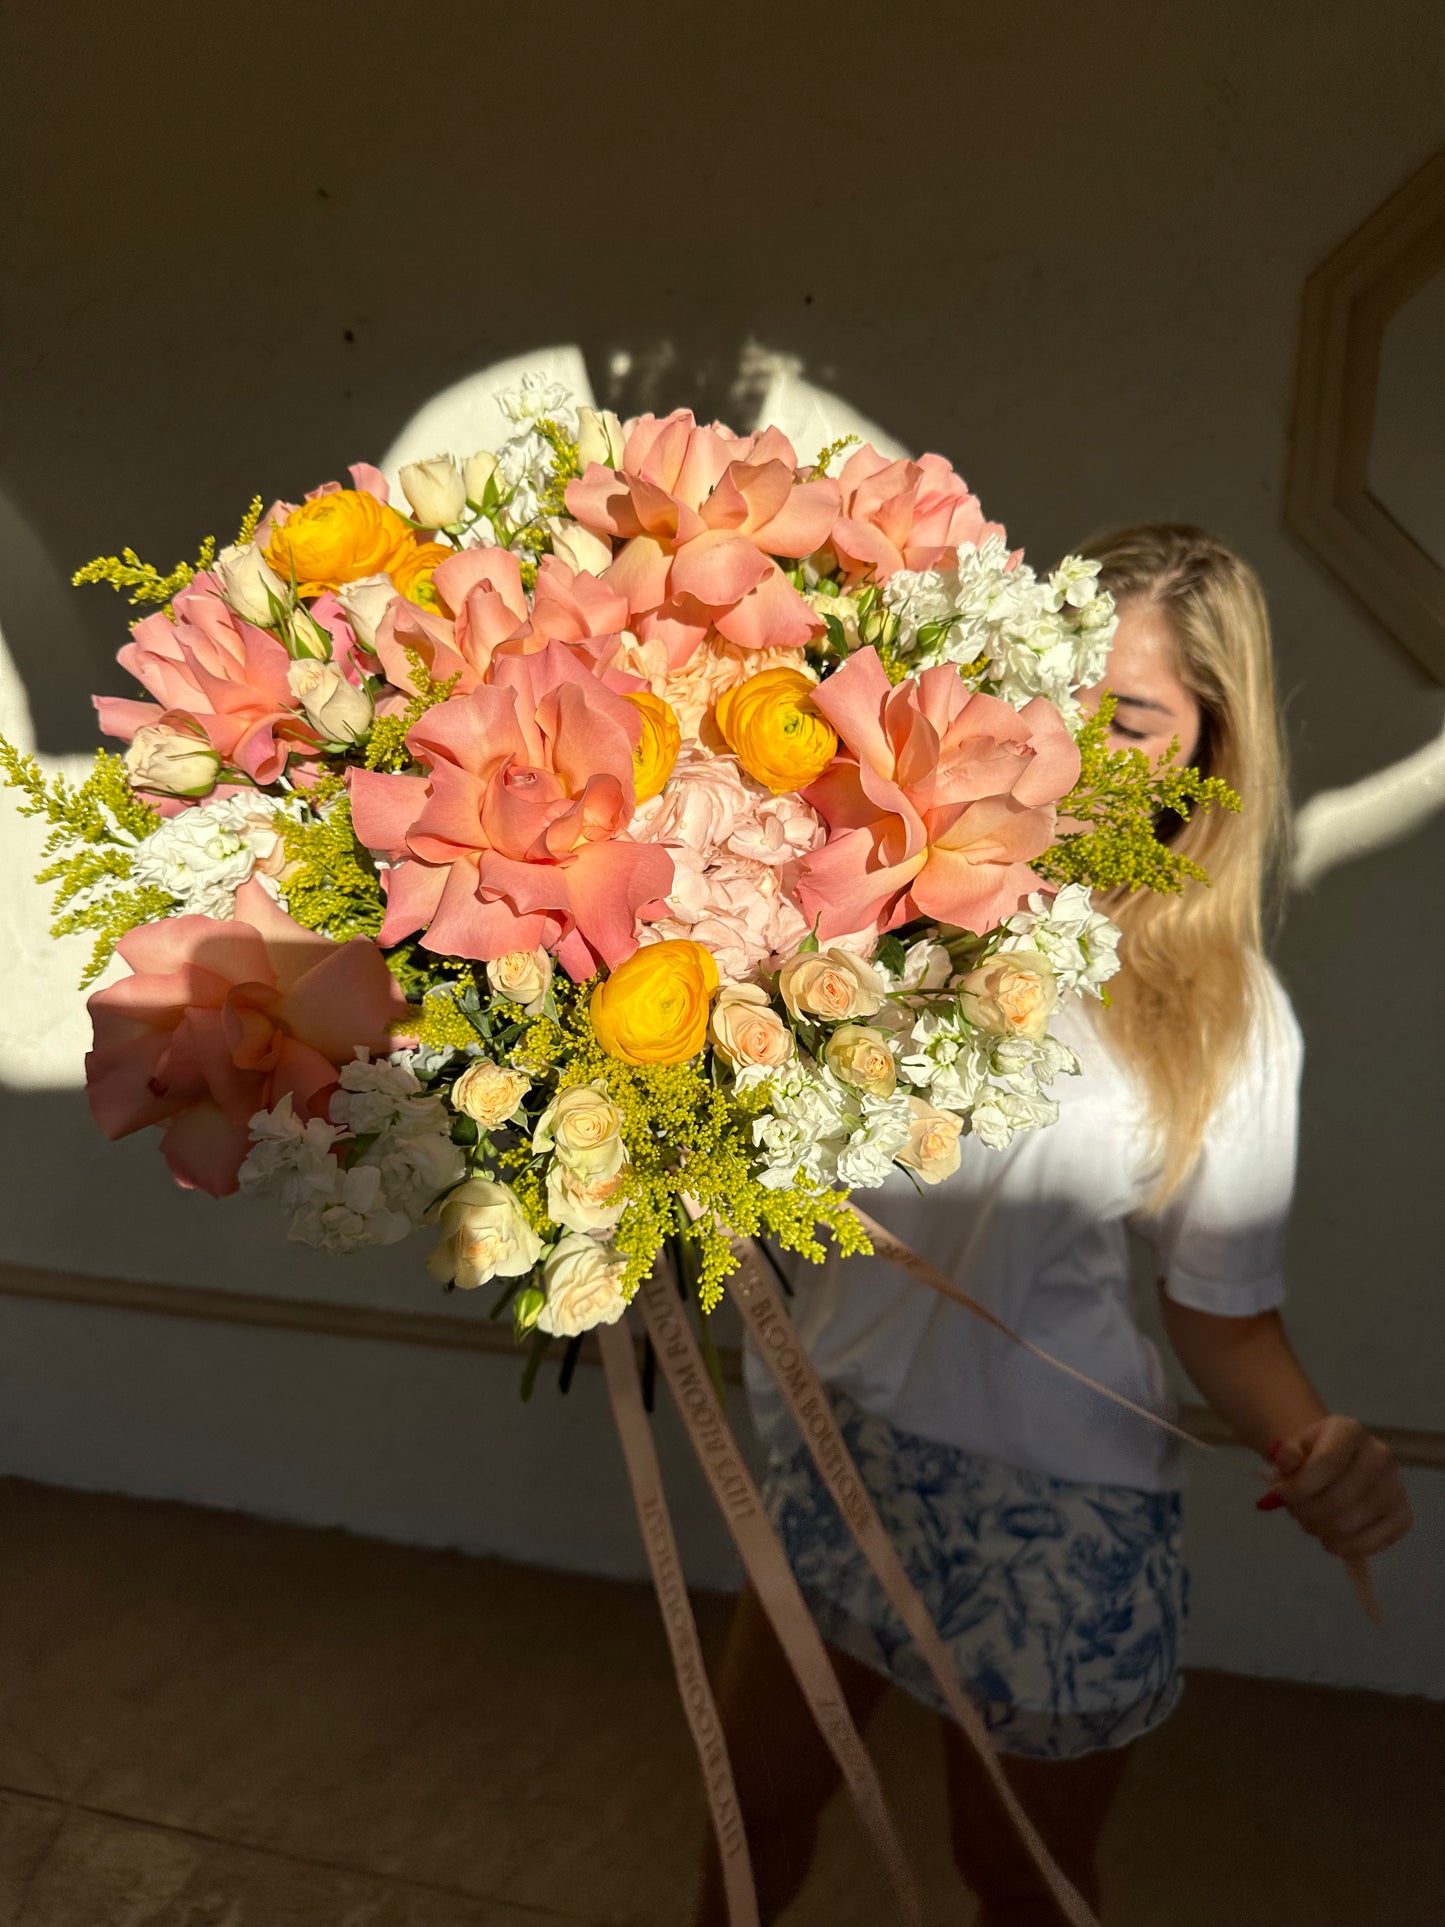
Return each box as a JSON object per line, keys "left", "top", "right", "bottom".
{"left": 709, "top": 983, "right": 794, "bottom": 1070}
{"left": 546, "top": 518, "right": 613, "bottom": 576}
{"left": 575, "top": 407, "right": 626, "bottom": 469}
{"left": 335, "top": 574, "right": 398, "bottom": 649}
{"left": 287, "top": 660, "right": 374, "bottom": 744}
{"left": 217, "top": 542, "right": 288, "bottom": 626}
{"left": 124, "top": 724, "right": 222, "bottom": 798}
{"left": 399, "top": 456, "right": 467, "bottom": 529}
{"left": 532, "top": 1081, "right": 626, "bottom": 1180}
{"left": 463, "top": 450, "right": 499, "bottom": 505}
{"left": 777, "top": 947, "right": 886, "bottom": 1023}
{"left": 896, "top": 1097, "right": 964, "bottom": 1183}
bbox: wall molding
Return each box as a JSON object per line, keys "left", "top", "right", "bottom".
{"left": 4, "top": 1260, "right": 1442, "bottom": 1471}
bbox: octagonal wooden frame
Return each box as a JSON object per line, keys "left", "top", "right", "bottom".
{"left": 1285, "top": 150, "right": 1445, "bottom": 683}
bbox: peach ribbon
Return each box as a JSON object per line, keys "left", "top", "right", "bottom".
{"left": 726, "top": 1240, "right": 1100, "bottom": 1926}
{"left": 633, "top": 1265, "right": 924, "bottom": 1927}
{"left": 597, "top": 1319, "right": 759, "bottom": 1927}
{"left": 849, "top": 1206, "right": 1381, "bottom": 1624}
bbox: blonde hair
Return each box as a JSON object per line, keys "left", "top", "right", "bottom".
{"left": 1078, "top": 524, "right": 1288, "bottom": 1202}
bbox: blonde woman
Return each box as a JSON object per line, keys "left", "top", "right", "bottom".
{"left": 695, "top": 526, "right": 1413, "bottom": 1926}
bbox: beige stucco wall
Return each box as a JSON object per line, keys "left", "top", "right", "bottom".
{"left": 1, "top": 3, "right": 1441, "bottom": 1690}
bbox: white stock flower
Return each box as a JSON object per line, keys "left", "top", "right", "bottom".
{"left": 538, "top": 1233, "right": 629, "bottom": 1338}
{"left": 750, "top": 1058, "right": 910, "bottom": 1191}
{"left": 288, "top": 1162, "right": 414, "bottom": 1252}
{"left": 1000, "top": 886, "right": 1122, "bottom": 998}
{"left": 497, "top": 372, "right": 576, "bottom": 426}
{"left": 131, "top": 795, "right": 296, "bottom": 919}
{"left": 493, "top": 375, "right": 579, "bottom": 534}
{"left": 330, "top": 1052, "right": 451, "bottom": 1138}
{"left": 239, "top": 1095, "right": 346, "bottom": 1206}
{"left": 882, "top": 539, "right": 1117, "bottom": 729}
{"left": 360, "top": 1131, "right": 466, "bottom": 1220}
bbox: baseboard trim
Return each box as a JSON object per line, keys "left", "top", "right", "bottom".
{"left": 3, "top": 1260, "right": 1442, "bottom": 1470}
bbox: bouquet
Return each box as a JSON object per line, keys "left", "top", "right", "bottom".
{"left": 1, "top": 374, "right": 1235, "bottom": 1363}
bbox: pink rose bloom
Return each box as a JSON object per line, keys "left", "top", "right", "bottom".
{"left": 565, "top": 411, "right": 840, "bottom": 658}
{"left": 374, "top": 546, "right": 531, "bottom": 698}
{"left": 349, "top": 640, "right": 673, "bottom": 980}
{"left": 94, "top": 582, "right": 321, "bottom": 786}
{"left": 373, "top": 550, "right": 635, "bottom": 701}
{"left": 797, "top": 648, "right": 1080, "bottom": 939}
{"left": 830, "top": 446, "right": 1004, "bottom": 584}
{"left": 85, "top": 880, "right": 409, "bottom": 1197}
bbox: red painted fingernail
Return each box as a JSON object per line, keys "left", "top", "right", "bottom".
{"left": 1256, "top": 1491, "right": 1286, "bottom": 1512}
{"left": 1266, "top": 1440, "right": 1284, "bottom": 1463}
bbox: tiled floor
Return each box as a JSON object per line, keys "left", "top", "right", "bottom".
{"left": 0, "top": 1479, "right": 1440, "bottom": 1926}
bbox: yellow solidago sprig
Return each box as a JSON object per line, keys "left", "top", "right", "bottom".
{"left": 363, "top": 648, "right": 460, "bottom": 773}
{"left": 278, "top": 774, "right": 384, "bottom": 941}
{"left": 73, "top": 496, "right": 265, "bottom": 614}
{"left": 1035, "top": 696, "right": 1241, "bottom": 895}
{"left": 0, "top": 739, "right": 172, "bottom": 984}
{"left": 550, "top": 984, "right": 870, "bottom": 1310}
{"left": 73, "top": 535, "right": 217, "bottom": 608}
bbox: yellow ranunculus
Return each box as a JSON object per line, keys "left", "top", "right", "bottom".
{"left": 590, "top": 939, "right": 720, "bottom": 1065}
{"left": 264, "top": 489, "right": 415, "bottom": 598}
{"left": 389, "top": 539, "right": 452, "bottom": 612}
{"left": 713, "top": 666, "right": 838, "bottom": 794}
{"left": 625, "top": 691, "right": 681, "bottom": 803}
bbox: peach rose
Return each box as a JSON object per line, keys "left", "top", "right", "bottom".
{"left": 776, "top": 947, "right": 886, "bottom": 1024}
{"left": 896, "top": 1098, "right": 964, "bottom": 1184}
{"left": 451, "top": 1060, "right": 532, "bottom": 1128}
{"left": 957, "top": 948, "right": 1057, "bottom": 1041}
{"left": 709, "top": 983, "right": 794, "bottom": 1070}
{"left": 822, "top": 1024, "right": 897, "bottom": 1097}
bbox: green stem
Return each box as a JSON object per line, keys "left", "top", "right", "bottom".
{"left": 518, "top": 1329, "right": 550, "bottom": 1403}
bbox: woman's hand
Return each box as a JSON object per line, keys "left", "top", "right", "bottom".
{"left": 1260, "top": 1417, "right": 1413, "bottom": 1559}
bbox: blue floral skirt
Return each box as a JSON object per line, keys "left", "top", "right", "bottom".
{"left": 762, "top": 1391, "right": 1188, "bottom": 1760}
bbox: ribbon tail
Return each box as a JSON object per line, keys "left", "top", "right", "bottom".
{"left": 635, "top": 1266, "right": 923, "bottom": 1927}
{"left": 598, "top": 1320, "right": 760, "bottom": 1927}
{"left": 727, "top": 1241, "right": 1101, "bottom": 1927}
{"left": 851, "top": 1205, "right": 1207, "bottom": 1450}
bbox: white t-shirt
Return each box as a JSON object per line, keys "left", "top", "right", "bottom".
{"left": 744, "top": 965, "right": 1303, "bottom": 1492}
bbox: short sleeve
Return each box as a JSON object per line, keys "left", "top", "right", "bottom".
{"left": 1132, "top": 966, "right": 1303, "bottom": 1317}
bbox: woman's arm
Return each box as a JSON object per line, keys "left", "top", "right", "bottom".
{"left": 1159, "top": 1289, "right": 1413, "bottom": 1559}
{"left": 1158, "top": 1293, "right": 1325, "bottom": 1455}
